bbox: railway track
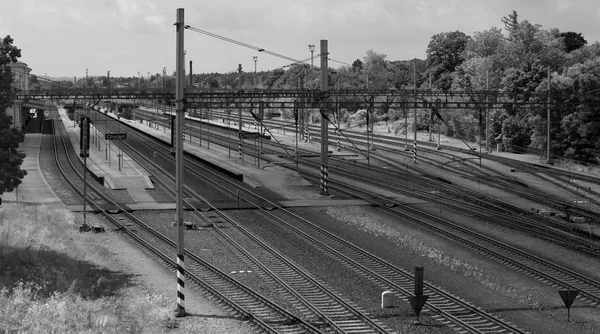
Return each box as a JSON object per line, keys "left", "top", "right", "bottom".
{"left": 109, "top": 105, "right": 600, "bottom": 331}
{"left": 129, "top": 106, "right": 600, "bottom": 248}
{"left": 91, "top": 109, "right": 398, "bottom": 333}
{"left": 297, "top": 170, "right": 600, "bottom": 308}
{"left": 52, "top": 110, "right": 326, "bottom": 333}
{"left": 111, "top": 109, "right": 530, "bottom": 333}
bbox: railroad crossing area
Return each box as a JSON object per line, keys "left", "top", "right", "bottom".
{"left": 58, "top": 109, "right": 156, "bottom": 205}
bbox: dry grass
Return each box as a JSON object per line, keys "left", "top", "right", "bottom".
{"left": 325, "top": 206, "right": 543, "bottom": 309}
{"left": 0, "top": 204, "right": 175, "bottom": 333}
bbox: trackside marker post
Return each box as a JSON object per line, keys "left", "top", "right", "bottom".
{"left": 408, "top": 267, "right": 428, "bottom": 324}
{"left": 559, "top": 290, "right": 579, "bottom": 322}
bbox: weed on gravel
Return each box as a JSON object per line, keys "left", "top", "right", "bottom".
{"left": 325, "top": 206, "right": 543, "bottom": 310}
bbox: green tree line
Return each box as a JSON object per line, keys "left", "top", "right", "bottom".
{"left": 190, "top": 10, "right": 600, "bottom": 163}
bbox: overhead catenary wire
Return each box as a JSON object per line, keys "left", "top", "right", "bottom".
{"left": 185, "top": 25, "right": 305, "bottom": 65}
{"left": 185, "top": 25, "right": 354, "bottom": 71}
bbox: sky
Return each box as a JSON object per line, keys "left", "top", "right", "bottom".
{"left": 1, "top": 0, "right": 599, "bottom": 79}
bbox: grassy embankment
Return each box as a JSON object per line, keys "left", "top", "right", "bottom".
{"left": 0, "top": 204, "right": 175, "bottom": 333}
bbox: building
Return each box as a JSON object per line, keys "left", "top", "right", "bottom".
{"left": 8, "top": 61, "right": 31, "bottom": 92}
{"left": 4, "top": 61, "right": 48, "bottom": 132}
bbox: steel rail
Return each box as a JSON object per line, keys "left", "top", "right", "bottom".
{"left": 51, "top": 110, "right": 321, "bottom": 334}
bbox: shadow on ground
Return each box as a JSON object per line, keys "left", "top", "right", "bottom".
{"left": 0, "top": 245, "right": 134, "bottom": 299}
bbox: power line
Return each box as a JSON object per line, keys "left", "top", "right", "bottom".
{"left": 185, "top": 25, "right": 356, "bottom": 71}
{"left": 185, "top": 25, "right": 306, "bottom": 65}
{"left": 328, "top": 58, "right": 351, "bottom": 66}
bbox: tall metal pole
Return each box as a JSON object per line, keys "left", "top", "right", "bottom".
{"left": 319, "top": 40, "right": 329, "bottom": 196}
{"left": 413, "top": 59, "right": 417, "bottom": 164}
{"left": 367, "top": 101, "right": 370, "bottom": 168}
{"left": 174, "top": 7, "right": 187, "bottom": 318}
{"left": 404, "top": 105, "right": 408, "bottom": 150}
{"left": 238, "top": 64, "right": 243, "bottom": 164}
{"left": 486, "top": 70, "right": 489, "bottom": 152}
{"left": 82, "top": 117, "right": 89, "bottom": 228}
{"left": 429, "top": 73, "right": 433, "bottom": 141}
{"left": 547, "top": 67, "right": 551, "bottom": 163}
{"left": 189, "top": 60, "right": 193, "bottom": 87}
{"left": 295, "top": 99, "right": 299, "bottom": 171}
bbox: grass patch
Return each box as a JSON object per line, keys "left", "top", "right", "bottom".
{"left": 325, "top": 206, "right": 542, "bottom": 309}
{"left": 0, "top": 204, "right": 175, "bottom": 333}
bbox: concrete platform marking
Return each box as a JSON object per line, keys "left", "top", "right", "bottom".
{"left": 110, "top": 175, "right": 153, "bottom": 190}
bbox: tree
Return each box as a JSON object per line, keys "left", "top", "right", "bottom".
{"left": 363, "top": 50, "right": 389, "bottom": 89}
{"left": 352, "top": 59, "right": 363, "bottom": 72}
{"left": 426, "top": 31, "right": 470, "bottom": 88}
{"left": 501, "top": 10, "right": 519, "bottom": 41}
{"left": 426, "top": 31, "right": 470, "bottom": 72}
{"left": 547, "top": 58, "right": 600, "bottom": 162}
{"left": 560, "top": 31, "right": 587, "bottom": 53}
{"left": 463, "top": 27, "right": 505, "bottom": 59}
{"left": 0, "top": 35, "right": 26, "bottom": 205}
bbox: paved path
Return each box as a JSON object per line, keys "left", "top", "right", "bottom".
{"left": 1, "top": 134, "right": 62, "bottom": 206}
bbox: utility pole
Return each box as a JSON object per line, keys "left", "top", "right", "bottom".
{"left": 253, "top": 56, "right": 257, "bottom": 73}
{"left": 174, "top": 7, "right": 186, "bottom": 318}
{"left": 238, "top": 64, "right": 243, "bottom": 164}
{"left": 319, "top": 40, "right": 329, "bottom": 196}
{"left": 189, "top": 60, "right": 193, "bottom": 87}
{"left": 547, "top": 66, "right": 552, "bottom": 164}
{"left": 429, "top": 73, "right": 433, "bottom": 141}
{"left": 486, "top": 70, "right": 489, "bottom": 152}
{"left": 413, "top": 59, "right": 417, "bottom": 163}
{"left": 189, "top": 60, "right": 193, "bottom": 132}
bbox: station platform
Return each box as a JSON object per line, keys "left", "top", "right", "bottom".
{"left": 0, "top": 134, "right": 63, "bottom": 206}
{"left": 58, "top": 109, "right": 155, "bottom": 205}
{"left": 104, "top": 110, "right": 313, "bottom": 199}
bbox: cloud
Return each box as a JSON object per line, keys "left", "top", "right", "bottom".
{"left": 113, "top": 0, "right": 168, "bottom": 33}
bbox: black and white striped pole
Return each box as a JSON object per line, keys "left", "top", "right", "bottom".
{"left": 413, "top": 110, "right": 418, "bottom": 164}
{"left": 413, "top": 59, "right": 418, "bottom": 164}
{"left": 174, "top": 8, "right": 187, "bottom": 318}
{"left": 238, "top": 64, "right": 243, "bottom": 165}
{"left": 319, "top": 39, "right": 329, "bottom": 196}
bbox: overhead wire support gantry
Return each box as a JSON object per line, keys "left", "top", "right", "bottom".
{"left": 19, "top": 87, "right": 598, "bottom": 110}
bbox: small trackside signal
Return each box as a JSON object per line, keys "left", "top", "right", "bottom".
{"left": 79, "top": 117, "right": 90, "bottom": 157}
